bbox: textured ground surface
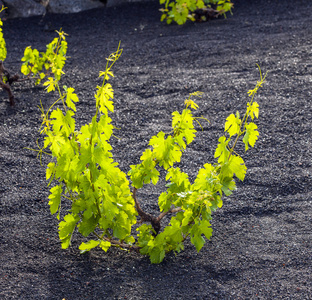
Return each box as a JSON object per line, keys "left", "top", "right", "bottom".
{"left": 0, "top": 0, "right": 312, "bottom": 299}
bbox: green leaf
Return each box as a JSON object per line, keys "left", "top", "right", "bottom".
{"left": 78, "top": 214, "right": 99, "bottom": 237}
{"left": 99, "top": 70, "right": 114, "bottom": 80}
{"left": 103, "top": 198, "right": 119, "bottom": 221}
{"left": 229, "top": 155, "right": 246, "bottom": 181}
{"left": 139, "top": 149, "right": 160, "bottom": 185}
{"left": 161, "top": 13, "right": 167, "bottom": 22}
{"left": 158, "top": 192, "right": 171, "bottom": 212}
{"left": 149, "top": 243, "right": 166, "bottom": 264}
{"left": 197, "top": 0, "right": 205, "bottom": 9}
{"left": 182, "top": 209, "right": 193, "bottom": 227}
{"left": 44, "top": 132, "right": 65, "bottom": 156}
{"left": 214, "top": 136, "right": 230, "bottom": 163}
{"left": 173, "top": 5, "right": 189, "bottom": 25}
{"left": 46, "top": 162, "right": 56, "bottom": 180}
{"left": 65, "top": 87, "right": 79, "bottom": 112}
{"left": 79, "top": 240, "right": 100, "bottom": 253}
{"left": 21, "top": 64, "right": 30, "bottom": 75}
{"left": 50, "top": 108, "right": 75, "bottom": 137}
{"left": 199, "top": 219, "right": 213, "bottom": 240}
{"left": 243, "top": 122, "right": 259, "bottom": 151}
{"left": 247, "top": 102, "right": 259, "bottom": 120}
{"left": 192, "top": 163, "right": 216, "bottom": 191}
{"left": 99, "top": 240, "right": 111, "bottom": 252}
{"left": 220, "top": 154, "right": 246, "bottom": 182}
{"left": 172, "top": 109, "right": 197, "bottom": 146}
{"left": 0, "top": 30, "right": 6, "bottom": 61}
{"left": 145, "top": 166, "right": 160, "bottom": 185}
{"left": 95, "top": 83, "right": 114, "bottom": 113}
{"left": 217, "top": 1, "right": 233, "bottom": 13}
{"left": 58, "top": 214, "right": 79, "bottom": 249}
{"left": 43, "top": 77, "right": 56, "bottom": 93}
{"left": 166, "top": 167, "right": 190, "bottom": 187}
{"left": 149, "top": 133, "right": 183, "bottom": 169}
{"left": 21, "top": 46, "right": 32, "bottom": 62}
{"left": 221, "top": 177, "right": 236, "bottom": 196}
{"left": 98, "top": 114, "right": 114, "bottom": 140}
{"left": 164, "top": 218, "right": 183, "bottom": 247}
{"left": 113, "top": 211, "right": 132, "bottom": 240}
{"left": 225, "top": 113, "right": 241, "bottom": 137}
{"left": 137, "top": 224, "right": 154, "bottom": 254}
{"left": 190, "top": 229, "right": 205, "bottom": 252}
{"left": 149, "top": 131, "right": 166, "bottom": 157}
{"left": 190, "top": 219, "right": 212, "bottom": 252}
{"left": 48, "top": 185, "right": 62, "bottom": 216}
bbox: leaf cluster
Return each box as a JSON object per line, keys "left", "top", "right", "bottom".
{"left": 21, "top": 29, "right": 67, "bottom": 88}
{"left": 34, "top": 44, "right": 267, "bottom": 263}
{"left": 37, "top": 45, "right": 137, "bottom": 252}
{"left": 0, "top": 6, "right": 67, "bottom": 106}
{"left": 159, "top": 0, "right": 233, "bottom": 25}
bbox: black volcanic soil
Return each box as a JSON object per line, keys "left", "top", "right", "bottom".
{"left": 0, "top": 0, "right": 311, "bottom": 299}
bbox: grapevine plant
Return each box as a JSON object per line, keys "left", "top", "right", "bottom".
{"left": 160, "top": 0, "right": 233, "bottom": 25}
{"left": 0, "top": 5, "right": 67, "bottom": 105}
{"left": 34, "top": 45, "right": 267, "bottom": 264}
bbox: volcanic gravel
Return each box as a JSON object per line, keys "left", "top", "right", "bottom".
{"left": 0, "top": 0, "right": 311, "bottom": 299}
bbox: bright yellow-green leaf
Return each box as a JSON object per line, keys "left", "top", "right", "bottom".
{"left": 214, "top": 136, "right": 230, "bottom": 163}
{"left": 48, "top": 185, "right": 62, "bottom": 215}
{"left": 21, "top": 64, "right": 30, "bottom": 75}
{"left": 59, "top": 214, "right": 79, "bottom": 249}
{"left": 79, "top": 240, "right": 100, "bottom": 253}
{"left": 247, "top": 102, "right": 259, "bottom": 120}
{"left": 65, "top": 87, "right": 79, "bottom": 112}
{"left": 39, "top": 72, "right": 45, "bottom": 80}
{"left": 184, "top": 99, "right": 198, "bottom": 110}
{"left": 99, "top": 240, "right": 111, "bottom": 252}
{"left": 190, "top": 223, "right": 205, "bottom": 252}
{"left": 99, "top": 70, "right": 114, "bottom": 80}
{"left": 161, "top": 13, "right": 167, "bottom": 22}
{"left": 46, "top": 162, "right": 55, "bottom": 180}
{"left": 198, "top": 219, "right": 212, "bottom": 240}
{"left": 228, "top": 154, "right": 246, "bottom": 181}
{"left": 225, "top": 113, "right": 241, "bottom": 137}
{"left": 158, "top": 192, "right": 171, "bottom": 212}
{"left": 43, "top": 77, "right": 56, "bottom": 93}
{"left": 243, "top": 122, "right": 259, "bottom": 151}
{"left": 95, "top": 83, "right": 114, "bottom": 113}
{"left": 0, "top": 31, "right": 6, "bottom": 61}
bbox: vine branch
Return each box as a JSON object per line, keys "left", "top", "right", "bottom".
{"left": 132, "top": 187, "right": 183, "bottom": 235}
{"left": 156, "top": 207, "right": 182, "bottom": 222}
{"left": 0, "top": 60, "right": 19, "bottom": 106}
{"left": 132, "top": 187, "right": 161, "bottom": 234}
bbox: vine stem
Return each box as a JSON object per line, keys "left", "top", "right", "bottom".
{"left": 156, "top": 207, "right": 182, "bottom": 222}
{"left": 93, "top": 227, "right": 140, "bottom": 251}
{"left": 0, "top": 79, "right": 14, "bottom": 105}
{"left": 132, "top": 187, "right": 161, "bottom": 234}
{"left": 132, "top": 187, "right": 155, "bottom": 223}
{"left": 132, "top": 187, "right": 183, "bottom": 234}
{"left": 228, "top": 67, "right": 268, "bottom": 160}
{"left": 104, "top": 237, "right": 139, "bottom": 252}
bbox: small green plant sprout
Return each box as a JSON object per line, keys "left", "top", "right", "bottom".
{"left": 0, "top": 8, "right": 67, "bottom": 106}
{"left": 33, "top": 44, "right": 267, "bottom": 264}
{"left": 159, "top": 0, "right": 233, "bottom": 25}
